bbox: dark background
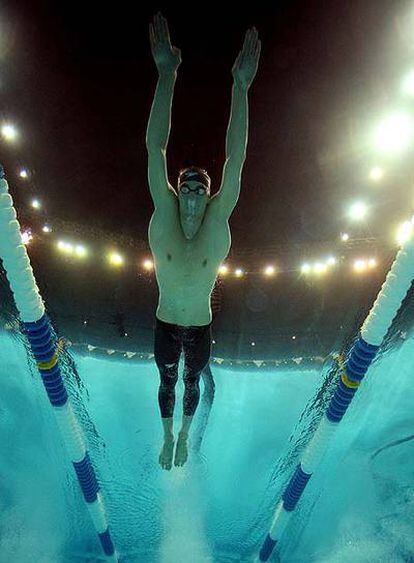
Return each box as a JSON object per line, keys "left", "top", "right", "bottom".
{"left": 0, "top": 1, "right": 413, "bottom": 359}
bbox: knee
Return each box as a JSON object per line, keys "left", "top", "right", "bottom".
{"left": 183, "top": 369, "right": 200, "bottom": 390}
{"left": 159, "top": 362, "right": 179, "bottom": 388}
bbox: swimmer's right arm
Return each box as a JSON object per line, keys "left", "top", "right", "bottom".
{"left": 146, "top": 13, "right": 181, "bottom": 204}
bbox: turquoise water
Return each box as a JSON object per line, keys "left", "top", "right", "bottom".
{"left": 0, "top": 327, "right": 413, "bottom": 562}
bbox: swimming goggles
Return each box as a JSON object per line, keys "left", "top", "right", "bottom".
{"left": 179, "top": 183, "right": 208, "bottom": 195}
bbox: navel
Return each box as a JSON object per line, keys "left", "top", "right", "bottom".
{"left": 202, "top": 259, "right": 208, "bottom": 267}
{"left": 167, "top": 253, "right": 172, "bottom": 261}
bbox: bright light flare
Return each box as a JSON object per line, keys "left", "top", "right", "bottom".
{"left": 42, "top": 225, "right": 52, "bottom": 233}
{"left": 353, "top": 257, "right": 377, "bottom": 272}
{"left": 348, "top": 201, "right": 367, "bottom": 221}
{"left": 401, "top": 70, "right": 414, "bottom": 97}
{"left": 368, "top": 258, "right": 377, "bottom": 268}
{"left": 327, "top": 256, "right": 336, "bottom": 266}
{"left": 21, "top": 230, "right": 33, "bottom": 245}
{"left": 396, "top": 221, "right": 413, "bottom": 245}
{"left": 19, "top": 168, "right": 28, "bottom": 179}
{"left": 218, "top": 264, "right": 229, "bottom": 275}
{"left": 1, "top": 123, "right": 18, "bottom": 142}
{"left": 369, "top": 166, "right": 384, "bottom": 181}
{"left": 109, "top": 252, "right": 124, "bottom": 266}
{"left": 313, "top": 262, "right": 327, "bottom": 275}
{"left": 353, "top": 259, "right": 367, "bottom": 272}
{"left": 143, "top": 258, "right": 153, "bottom": 271}
{"left": 57, "top": 240, "right": 86, "bottom": 257}
{"left": 264, "top": 265, "right": 276, "bottom": 276}
{"left": 31, "top": 199, "right": 41, "bottom": 210}
{"left": 75, "top": 245, "right": 87, "bottom": 258}
{"left": 373, "top": 113, "right": 414, "bottom": 154}
{"left": 234, "top": 268, "right": 244, "bottom": 277}
{"left": 341, "top": 233, "right": 349, "bottom": 242}
{"left": 57, "top": 241, "right": 74, "bottom": 255}
{"left": 301, "top": 263, "right": 311, "bottom": 274}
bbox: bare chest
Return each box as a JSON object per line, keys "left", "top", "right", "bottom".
{"left": 148, "top": 208, "right": 231, "bottom": 280}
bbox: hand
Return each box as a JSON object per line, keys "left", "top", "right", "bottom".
{"left": 232, "top": 27, "right": 261, "bottom": 90}
{"left": 149, "top": 12, "right": 182, "bottom": 75}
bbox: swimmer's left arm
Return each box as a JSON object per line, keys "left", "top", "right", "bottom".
{"left": 212, "top": 28, "right": 261, "bottom": 220}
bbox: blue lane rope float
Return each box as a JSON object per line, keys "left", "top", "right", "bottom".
{"left": 258, "top": 227, "right": 414, "bottom": 561}
{"left": 0, "top": 166, "right": 119, "bottom": 561}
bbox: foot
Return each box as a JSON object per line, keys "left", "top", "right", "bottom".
{"left": 174, "top": 432, "right": 189, "bottom": 467}
{"left": 159, "top": 434, "right": 175, "bottom": 470}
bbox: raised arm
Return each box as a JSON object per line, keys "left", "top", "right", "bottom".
{"left": 146, "top": 13, "right": 181, "bottom": 207}
{"left": 212, "top": 28, "right": 261, "bottom": 219}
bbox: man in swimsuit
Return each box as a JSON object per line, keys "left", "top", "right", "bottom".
{"left": 146, "top": 12, "right": 261, "bottom": 470}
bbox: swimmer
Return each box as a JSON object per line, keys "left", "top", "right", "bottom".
{"left": 146, "top": 12, "right": 261, "bottom": 469}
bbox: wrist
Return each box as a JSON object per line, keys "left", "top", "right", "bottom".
{"left": 158, "top": 68, "right": 178, "bottom": 79}
{"left": 233, "top": 79, "right": 249, "bottom": 94}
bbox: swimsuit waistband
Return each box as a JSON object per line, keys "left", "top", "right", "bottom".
{"left": 155, "top": 316, "right": 212, "bottom": 330}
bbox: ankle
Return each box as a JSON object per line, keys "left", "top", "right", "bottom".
{"left": 178, "top": 430, "right": 188, "bottom": 440}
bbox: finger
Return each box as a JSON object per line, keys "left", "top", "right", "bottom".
{"left": 242, "top": 29, "right": 251, "bottom": 55}
{"left": 152, "top": 14, "right": 160, "bottom": 43}
{"left": 150, "top": 22, "right": 157, "bottom": 44}
{"left": 158, "top": 13, "right": 167, "bottom": 43}
{"left": 246, "top": 29, "right": 254, "bottom": 55}
{"left": 161, "top": 14, "right": 171, "bottom": 43}
{"left": 247, "top": 28, "right": 255, "bottom": 55}
{"left": 150, "top": 23, "right": 159, "bottom": 52}
{"left": 156, "top": 13, "right": 165, "bottom": 43}
{"left": 155, "top": 13, "right": 164, "bottom": 42}
{"left": 239, "top": 46, "right": 246, "bottom": 70}
{"left": 233, "top": 51, "right": 241, "bottom": 71}
{"left": 253, "top": 28, "right": 259, "bottom": 54}
{"left": 249, "top": 28, "right": 258, "bottom": 56}
{"left": 255, "top": 39, "right": 262, "bottom": 60}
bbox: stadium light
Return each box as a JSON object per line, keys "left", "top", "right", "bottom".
{"left": 1, "top": 123, "right": 18, "bottom": 142}
{"left": 264, "top": 265, "right": 276, "bottom": 276}
{"left": 348, "top": 201, "right": 367, "bottom": 221}
{"left": 369, "top": 166, "right": 384, "bottom": 182}
{"left": 143, "top": 259, "right": 153, "bottom": 271}
{"left": 109, "top": 252, "right": 124, "bottom": 266}
{"left": 373, "top": 113, "right": 413, "bottom": 154}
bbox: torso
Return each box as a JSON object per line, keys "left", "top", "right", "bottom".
{"left": 148, "top": 195, "right": 231, "bottom": 326}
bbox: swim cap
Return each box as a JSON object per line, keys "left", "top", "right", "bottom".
{"left": 178, "top": 168, "right": 211, "bottom": 190}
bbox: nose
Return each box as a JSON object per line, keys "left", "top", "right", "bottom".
{"left": 184, "top": 196, "right": 200, "bottom": 206}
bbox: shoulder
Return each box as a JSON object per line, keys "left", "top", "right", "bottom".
{"left": 206, "top": 193, "right": 230, "bottom": 222}
{"left": 153, "top": 189, "right": 178, "bottom": 215}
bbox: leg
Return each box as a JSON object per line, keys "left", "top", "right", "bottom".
{"left": 193, "top": 363, "right": 216, "bottom": 452}
{"left": 154, "top": 317, "right": 182, "bottom": 470}
{"left": 174, "top": 323, "right": 212, "bottom": 466}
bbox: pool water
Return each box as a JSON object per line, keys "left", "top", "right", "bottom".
{"left": 0, "top": 326, "right": 413, "bottom": 562}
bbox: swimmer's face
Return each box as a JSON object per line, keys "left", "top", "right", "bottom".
{"left": 178, "top": 180, "right": 210, "bottom": 239}
{"left": 178, "top": 180, "right": 210, "bottom": 214}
